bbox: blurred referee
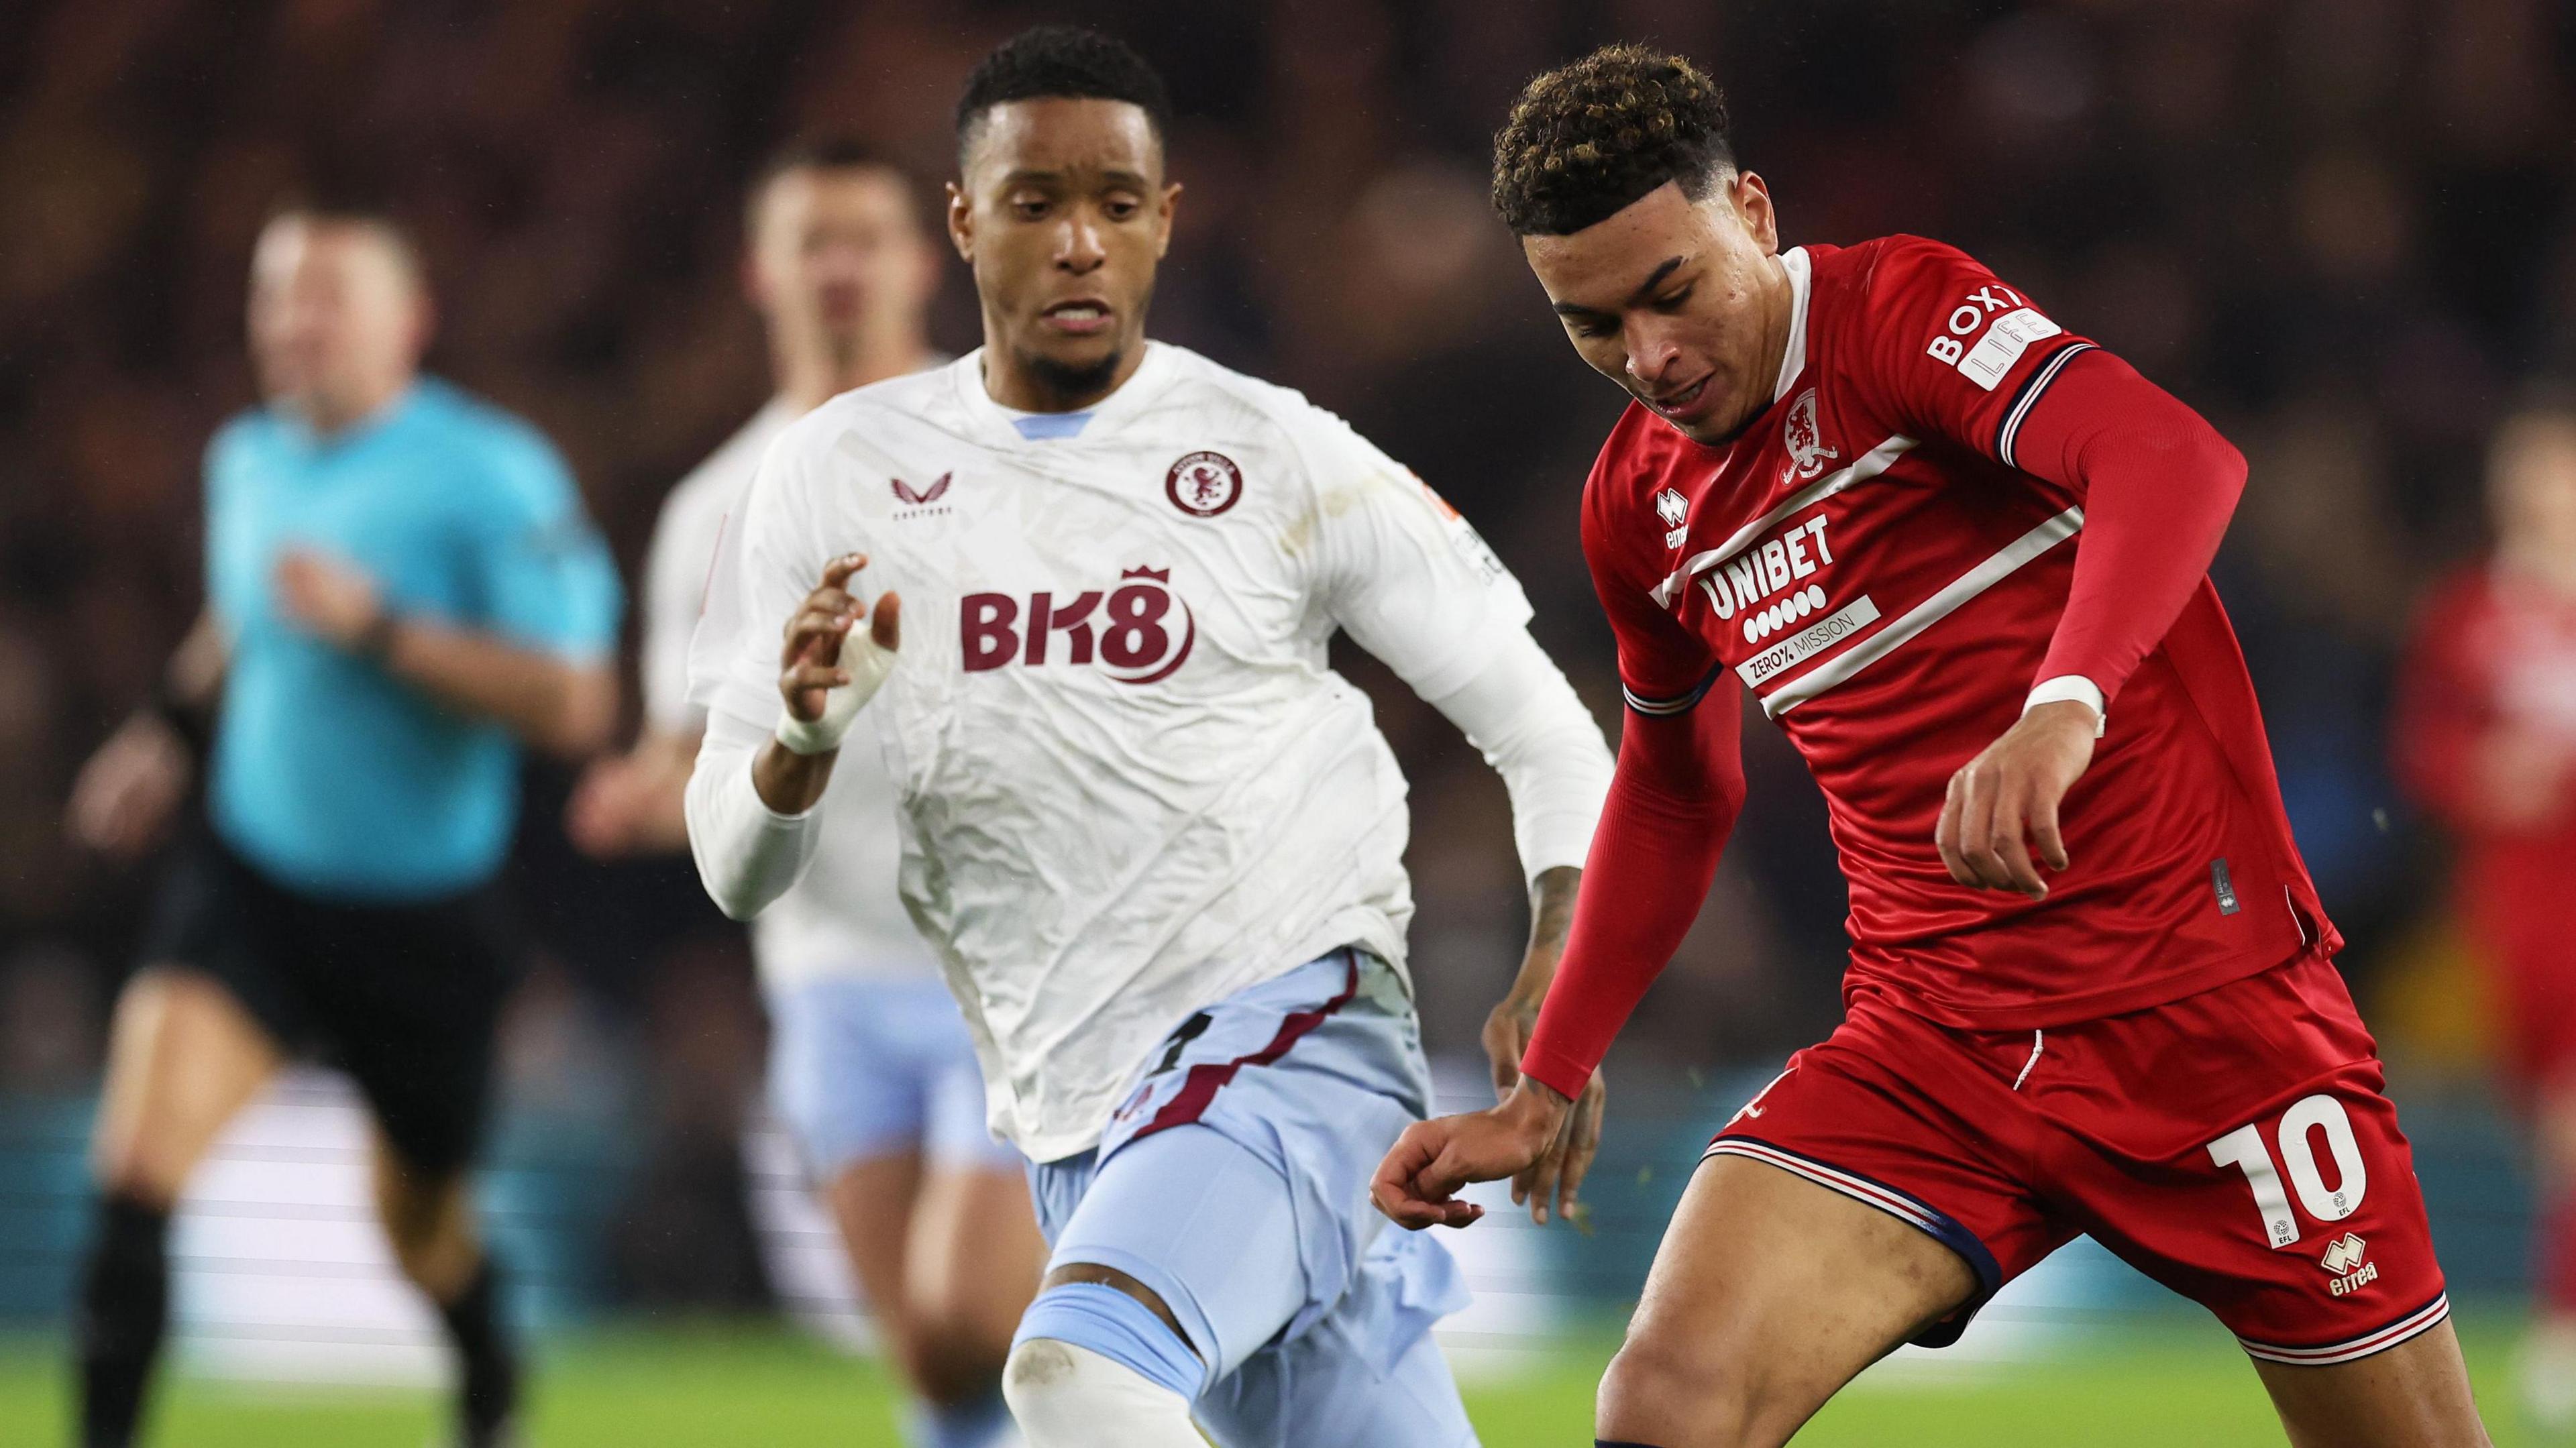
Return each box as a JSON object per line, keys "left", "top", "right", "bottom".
{"left": 64, "top": 202, "right": 622, "bottom": 1448}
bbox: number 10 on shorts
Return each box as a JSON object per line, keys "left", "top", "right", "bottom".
{"left": 2204, "top": 1094, "right": 2369, "bottom": 1249}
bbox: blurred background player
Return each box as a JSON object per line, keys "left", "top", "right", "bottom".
{"left": 686, "top": 26, "right": 1613, "bottom": 1448}
{"left": 62, "top": 203, "right": 623, "bottom": 1448}
{"left": 2396, "top": 398, "right": 2576, "bottom": 1433}
{"left": 566, "top": 137, "right": 1044, "bottom": 1448}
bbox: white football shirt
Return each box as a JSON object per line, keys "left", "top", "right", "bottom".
{"left": 646, "top": 398, "right": 940, "bottom": 990}
{"left": 690, "top": 343, "right": 1553, "bottom": 1159}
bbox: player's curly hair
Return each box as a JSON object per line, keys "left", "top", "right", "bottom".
{"left": 955, "top": 25, "right": 1173, "bottom": 163}
{"left": 1491, "top": 44, "right": 1735, "bottom": 236}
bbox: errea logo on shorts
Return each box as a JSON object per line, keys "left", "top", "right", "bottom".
{"left": 960, "top": 567, "right": 1197, "bottom": 685}
{"left": 2320, "top": 1232, "right": 2378, "bottom": 1296}
{"left": 1925, "top": 284, "right": 2061, "bottom": 391}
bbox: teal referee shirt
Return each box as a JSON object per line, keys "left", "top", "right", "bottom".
{"left": 203, "top": 379, "right": 622, "bottom": 901}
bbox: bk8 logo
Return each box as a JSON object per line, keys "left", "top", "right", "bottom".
{"left": 960, "top": 567, "right": 1197, "bottom": 685}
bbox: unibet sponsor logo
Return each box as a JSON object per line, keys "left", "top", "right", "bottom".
{"left": 1698, "top": 516, "right": 1836, "bottom": 622}
{"left": 2318, "top": 1233, "right": 2377, "bottom": 1296}
{"left": 959, "top": 567, "right": 1197, "bottom": 685}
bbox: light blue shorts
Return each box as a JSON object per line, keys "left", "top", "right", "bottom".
{"left": 765, "top": 974, "right": 1020, "bottom": 1178}
{"left": 1027, "top": 949, "right": 1477, "bottom": 1447}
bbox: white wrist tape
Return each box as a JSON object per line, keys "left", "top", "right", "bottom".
{"left": 774, "top": 619, "right": 896, "bottom": 756}
{"left": 2023, "top": 675, "right": 2107, "bottom": 737}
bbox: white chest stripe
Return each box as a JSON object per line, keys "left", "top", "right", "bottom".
{"left": 1651, "top": 435, "right": 1917, "bottom": 608}
{"left": 1762, "top": 506, "right": 2085, "bottom": 718}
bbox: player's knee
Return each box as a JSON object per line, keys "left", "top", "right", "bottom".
{"left": 1002, "top": 1338, "right": 1199, "bottom": 1447}
{"left": 1599, "top": 1336, "right": 1764, "bottom": 1448}
{"left": 1003, "top": 1279, "right": 1205, "bottom": 1442}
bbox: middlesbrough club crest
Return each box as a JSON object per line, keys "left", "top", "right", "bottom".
{"left": 1782, "top": 388, "right": 1839, "bottom": 482}
{"left": 1165, "top": 451, "right": 1243, "bottom": 517}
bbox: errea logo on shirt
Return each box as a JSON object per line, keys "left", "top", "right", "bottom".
{"left": 1924, "top": 284, "right": 2061, "bottom": 391}
{"left": 960, "top": 567, "right": 1197, "bottom": 685}
{"left": 1655, "top": 488, "right": 1688, "bottom": 549}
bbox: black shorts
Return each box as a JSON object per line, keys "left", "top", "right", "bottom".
{"left": 140, "top": 828, "right": 523, "bottom": 1179}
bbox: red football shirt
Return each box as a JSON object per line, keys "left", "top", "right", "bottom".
{"left": 1580, "top": 236, "right": 2336, "bottom": 1036}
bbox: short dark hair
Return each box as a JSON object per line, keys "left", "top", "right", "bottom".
{"left": 953, "top": 25, "right": 1173, "bottom": 164}
{"left": 1491, "top": 44, "right": 1735, "bottom": 236}
{"left": 745, "top": 135, "right": 918, "bottom": 230}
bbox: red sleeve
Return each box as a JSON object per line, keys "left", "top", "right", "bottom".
{"left": 2009, "top": 349, "right": 2247, "bottom": 705}
{"left": 1851, "top": 237, "right": 2245, "bottom": 708}
{"left": 2391, "top": 575, "right": 2497, "bottom": 830}
{"left": 1849, "top": 235, "right": 2098, "bottom": 464}
{"left": 1519, "top": 458, "right": 1747, "bottom": 1100}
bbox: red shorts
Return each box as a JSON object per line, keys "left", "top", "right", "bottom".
{"left": 1709, "top": 952, "right": 2450, "bottom": 1366}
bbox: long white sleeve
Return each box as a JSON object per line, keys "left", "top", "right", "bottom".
{"left": 1286, "top": 409, "right": 1612, "bottom": 882}
{"left": 1421, "top": 626, "right": 1615, "bottom": 883}
{"left": 683, "top": 708, "right": 824, "bottom": 921}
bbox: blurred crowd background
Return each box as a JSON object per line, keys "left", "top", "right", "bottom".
{"left": 1, "top": 0, "right": 2569, "bottom": 1326}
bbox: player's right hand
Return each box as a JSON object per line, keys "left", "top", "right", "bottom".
{"left": 67, "top": 714, "right": 193, "bottom": 859}
{"left": 1371, "top": 1081, "right": 1569, "bottom": 1231}
{"left": 777, "top": 553, "right": 901, "bottom": 725}
{"left": 1937, "top": 698, "right": 2098, "bottom": 899}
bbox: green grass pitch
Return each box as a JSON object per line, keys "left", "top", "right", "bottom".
{"left": 0, "top": 1314, "right": 2553, "bottom": 1445}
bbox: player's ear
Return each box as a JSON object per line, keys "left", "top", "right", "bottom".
{"left": 946, "top": 180, "right": 975, "bottom": 263}
{"left": 1731, "top": 171, "right": 1779, "bottom": 256}
{"left": 1154, "top": 181, "right": 1182, "bottom": 259}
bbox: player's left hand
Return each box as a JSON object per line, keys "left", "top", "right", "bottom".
{"left": 273, "top": 548, "right": 386, "bottom": 651}
{"left": 1936, "top": 698, "right": 2099, "bottom": 900}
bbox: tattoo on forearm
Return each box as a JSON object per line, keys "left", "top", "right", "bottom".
{"left": 1529, "top": 865, "right": 1581, "bottom": 949}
